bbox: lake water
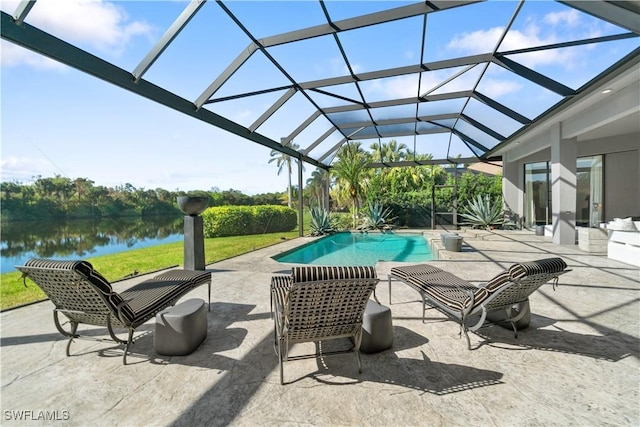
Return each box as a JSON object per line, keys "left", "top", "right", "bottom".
{"left": 1, "top": 216, "right": 184, "bottom": 273}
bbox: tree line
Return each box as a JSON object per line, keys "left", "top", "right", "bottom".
{"left": 0, "top": 176, "right": 287, "bottom": 221}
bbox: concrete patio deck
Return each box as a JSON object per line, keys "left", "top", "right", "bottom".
{"left": 1, "top": 230, "right": 639, "bottom": 426}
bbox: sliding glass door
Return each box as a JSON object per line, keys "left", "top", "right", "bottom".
{"left": 576, "top": 155, "right": 603, "bottom": 227}
{"left": 524, "top": 156, "right": 604, "bottom": 229}
{"left": 524, "top": 162, "right": 551, "bottom": 228}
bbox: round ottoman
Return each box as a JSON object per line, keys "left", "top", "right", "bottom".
{"left": 443, "top": 235, "right": 463, "bottom": 252}
{"left": 360, "top": 299, "right": 393, "bottom": 354}
{"left": 154, "top": 298, "right": 207, "bottom": 356}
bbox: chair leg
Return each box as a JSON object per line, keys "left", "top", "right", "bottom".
{"left": 354, "top": 329, "right": 363, "bottom": 374}
{"left": 273, "top": 314, "right": 286, "bottom": 384}
{"left": 504, "top": 306, "right": 519, "bottom": 338}
{"left": 122, "top": 328, "right": 134, "bottom": 365}
{"left": 278, "top": 336, "right": 287, "bottom": 385}
{"left": 462, "top": 325, "right": 472, "bottom": 350}
{"left": 460, "top": 314, "right": 473, "bottom": 350}
{"left": 279, "top": 349, "right": 285, "bottom": 385}
{"left": 53, "top": 311, "right": 78, "bottom": 357}
{"left": 65, "top": 322, "right": 78, "bottom": 357}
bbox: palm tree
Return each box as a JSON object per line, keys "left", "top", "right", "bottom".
{"left": 268, "top": 142, "right": 300, "bottom": 208}
{"left": 306, "top": 168, "right": 330, "bottom": 209}
{"left": 330, "top": 141, "right": 370, "bottom": 227}
{"left": 370, "top": 139, "right": 407, "bottom": 163}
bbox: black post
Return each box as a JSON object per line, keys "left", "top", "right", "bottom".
{"left": 184, "top": 215, "right": 205, "bottom": 270}
{"left": 177, "top": 196, "right": 209, "bottom": 271}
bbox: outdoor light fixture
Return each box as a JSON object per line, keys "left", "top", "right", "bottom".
{"left": 601, "top": 88, "right": 613, "bottom": 94}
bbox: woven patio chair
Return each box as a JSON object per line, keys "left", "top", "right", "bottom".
{"left": 16, "top": 258, "right": 211, "bottom": 364}
{"left": 388, "top": 258, "right": 569, "bottom": 349}
{"left": 270, "top": 266, "right": 379, "bottom": 384}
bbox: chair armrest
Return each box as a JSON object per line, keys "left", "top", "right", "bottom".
{"left": 270, "top": 275, "right": 292, "bottom": 317}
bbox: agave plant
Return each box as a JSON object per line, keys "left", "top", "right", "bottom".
{"left": 460, "top": 195, "right": 504, "bottom": 230}
{"left": 309, "top": 206, "right": 335, "bottom": 236}
{"left": 359, "top": 201, "right": 396, "bottom": 230}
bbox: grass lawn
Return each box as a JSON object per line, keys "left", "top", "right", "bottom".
{"left": 1, "top": 231, "right": 301, "bottom": 311}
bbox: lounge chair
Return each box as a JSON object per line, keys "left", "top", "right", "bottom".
{"left": 16, "top": 258, "right": 211, "bottom": 364}
{"left": 270, "top": 266, "right": 379, "bottom": 384}
{"left": 388, "top": 258, "right": 569, "bottom": 349}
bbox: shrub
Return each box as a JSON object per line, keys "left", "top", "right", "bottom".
{"left": 330, "top": 212, "right": 352, "bottom": 231}
{"left": 251, "top": 205, "right": 297, "bottom": 233}
{"left": 202, "top": 205, "right": 296, "bottom": 237}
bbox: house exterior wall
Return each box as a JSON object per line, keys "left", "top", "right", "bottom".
{"left": 500, "top": 71, "right": 639, "bottom": 245}
{"left": 502, "top": 131, "right": 639, "bottom": 232}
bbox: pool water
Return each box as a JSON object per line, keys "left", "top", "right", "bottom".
{"left": 273, "top": 232, "right": 433, "bottom": 266}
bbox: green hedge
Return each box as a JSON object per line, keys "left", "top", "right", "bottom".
{"left": 202, "top": 205, "right": 297, "bottom": 237}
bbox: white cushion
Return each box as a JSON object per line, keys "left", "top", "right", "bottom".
{"left": 608, "top": 217, "right": 637, "bottom": 231}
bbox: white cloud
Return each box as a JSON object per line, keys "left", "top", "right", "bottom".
{"left": 478, "top": 78, "right": 522, "bottom": 98}
{"left": 447, "top": 27, "right": 504, "bottom": 53}
{"left": 0, "top": 156, "right": 58, "bottom": 183}
{"left": 0, "top": 41, "right": 67, "bottom": 70}
{"left": 381, "top": 75, "right": 419, "bottom": 98}
{"left": 1, "top": 0, "right": 154, "bottom": 67}
{"left": 445, "top": 8, "right": 607, "bottom": 71}
{"left": 446, "top": 25, "right": 566, "bottom": 67}
{"left": 422, "top": 67, "right": 482, "bottom": 95}
{"left": 544, "top": 9, "right": 580, "bottom": 27}
{"left": 361, "top": 75, "right": 419, "bottom": 100}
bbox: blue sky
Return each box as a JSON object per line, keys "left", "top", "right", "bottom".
{"left": 1, "top": 1, "right": 635, "bottom": 194}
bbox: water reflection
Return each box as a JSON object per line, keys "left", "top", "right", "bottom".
{"left": 1, "top": 216, "right": 183, "bottom": 273}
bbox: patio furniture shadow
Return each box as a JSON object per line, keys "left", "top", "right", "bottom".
{"left": 1, "top": 323, "right": 158, "bottom": 363}
{"left": 0, "top": 326, "right": 118, "bottom": 348}
{"left": 9, "top": 302, "right": 260, "bottom": 367}
{"left": 472, "top": 314, "right": 638, "bottom": 362}
{"left": 149, "top": 302, "right": 266, "bottom": 369}
{"left": 303, "top": 325, "right": 504, "bottom": 394}
{"left": 168, "top": 325, "right": 504, "bottom": 427}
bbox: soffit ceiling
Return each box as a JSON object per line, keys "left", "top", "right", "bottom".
{"left": 2, "top": 0, "right": 639, "bottom": 171}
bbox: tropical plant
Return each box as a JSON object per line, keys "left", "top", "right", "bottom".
{"left": 330, "top": 141, "right": 370, "bottom": 228}
{"left": 359, "top": 201, "right": 396, "bottom": 230}
{"left": 460, "top": 194, "right": 504, "bottom": 230}
{"left": 268, "top": 142, "right": 301, "bottom": 208}
{"left": 309, "top": 206, "right": 335, "bottom": 236}
{"left": 306, "top": 168, "right": 330, "bottom": 209}
{"left": 329, "top": 212, "right": 352, "bottom": 231}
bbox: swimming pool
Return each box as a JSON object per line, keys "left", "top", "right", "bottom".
{"left": 273, "top": 232, "right": 434, "bottom": 266}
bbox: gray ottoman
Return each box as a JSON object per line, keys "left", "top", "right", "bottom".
{"left": 486, "top": 299, "right": 531, "bottom": 330}
{"left": 360, "top": 299, "right": 393, "bottom": 354}
{"left": 154, "top": 298, "right": 207, "bottom": 356}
